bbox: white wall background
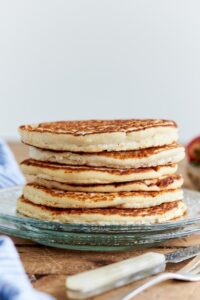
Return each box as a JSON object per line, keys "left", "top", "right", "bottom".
{"left": 0, "top": 0, "right": 200, "bottom": 142}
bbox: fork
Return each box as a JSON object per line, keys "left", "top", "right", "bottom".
{"left": 121, "top": 254, "right": 200, "bottom": 300}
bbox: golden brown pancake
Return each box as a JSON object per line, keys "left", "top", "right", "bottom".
{"left": 19, "top": 119, "right": 178, "bottom": 152}
{"left": 20, "top": 159, "right": 178, "bottom": 184}
{"left": 29, "top": 143, "right": 185, "bottom": 168}
{"left": 35, "top": 174, "right": 183, "bottom": 192}
{"left": 17, "top": 197, "right": 187, "bottom": 225}
{"left": 23, "top": 183, "right": 183, "bottom": 209}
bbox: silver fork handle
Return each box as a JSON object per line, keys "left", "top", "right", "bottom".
{"left": 121, "top": 272, "right": 181, "bottom": 300}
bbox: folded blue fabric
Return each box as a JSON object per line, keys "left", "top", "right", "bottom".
{"left": 0, "top": 139, "right": 25, "bottom": 188}
{"left": 0, "top": 144, "right": 55, "bottom": 299}
{"left": 0, "top": 236, "right": 55, "bottom": 300}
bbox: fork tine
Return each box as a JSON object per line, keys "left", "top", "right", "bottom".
{"left": 178, "top": 255, "right": 200, "bottom": 273}
{"left": 188, "top": 264, "right": 200, "bottom": 275}
{"left": 120, "top": 254, "right": 200, "bottom": 300}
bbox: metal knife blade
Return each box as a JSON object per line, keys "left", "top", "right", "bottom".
{"left": 165, "top": 244, "right": 200, "bottom": 263}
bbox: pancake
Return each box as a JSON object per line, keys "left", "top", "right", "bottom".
{"left": 17, "top": 197, "right": 187, "bottom": 225}
{"left": 23, "top": 183, "right": 183, "bottom": 209}
{"left": 19, "top": 119, "right": 178, "bottom": 152}
{"left": 20, "top": 159, "right": 178, "bottom": 184}
{"left": 35, "top": 174, "right": 183, "bottom": 192}
{"left": 29, "top": 143, "right": 185, "bottom": 169}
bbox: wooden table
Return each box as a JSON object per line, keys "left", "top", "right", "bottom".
{"left": 4, "top": 143, "right": 200, "bottom": 300}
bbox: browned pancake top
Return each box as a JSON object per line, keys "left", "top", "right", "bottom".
{"left": 98, "top": 143, "right": 181, "bottom": 159}
{"left": 20, "top": 197, "right": 182, "bottom": 217}
{"left": 155, "top": 175, "right": 181, "bottom": 188}
{"left": 36, "top": 174, "right": 182, "bottom": 188}
{"left": 36, "top": 142, "right": 182, "bottom": 159}
{"left": 19, "top": 119, "right": 177, "bottom": 136}
{"left": 21, "top": 159, "right": 176, "bottom": 175}
{"left": 27, "top": 183, "right": 178, "bottom": 201}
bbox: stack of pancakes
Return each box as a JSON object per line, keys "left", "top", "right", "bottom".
{"left": 17, "top": 119, "right": 186, "bottom": 225}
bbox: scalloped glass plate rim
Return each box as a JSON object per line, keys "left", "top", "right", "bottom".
{"left": 0, "top": 220, "right": 200, "bottom": 244}
{"left": 0, "top": 186, "right": 200, "bottom": 233}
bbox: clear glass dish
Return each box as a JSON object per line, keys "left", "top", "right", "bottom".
{"left": 1, "top": 218, "right": 200, "bottom": 251}
{"left": 0, "top": 186, "right": 200, "bottom": 251}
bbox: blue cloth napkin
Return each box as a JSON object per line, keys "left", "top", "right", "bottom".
{"left": 0, "top": 236, "right": 55, "bottom": 300}
{"left": 0, "top": 139, "right": 25, "bottom": 188}
{"left": 0, "top": 142, "right": 55, "bottom": 299}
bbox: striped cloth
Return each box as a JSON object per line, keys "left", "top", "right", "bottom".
{"left": 0, "top": 236, "right": 55, "bottom": 300}
{"left": 0, "top": 139, "right": 25, "bottom": 188}
{"left": 0, "top": 142, "right": 55, "bottom": 299}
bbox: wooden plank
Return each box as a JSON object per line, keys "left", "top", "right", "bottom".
{"left": 18, "top": 246, "right": 162, "bottom": 275}
{"left": 33, "top": 275, "right": 66, "bottom": 300}
{"left": 17, "top": 236, "right": 200, "bottom": 276}
{"left": 11, "top": 236, "right": 37, "bottom": 245}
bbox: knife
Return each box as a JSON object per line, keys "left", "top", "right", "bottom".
{"left": 66, "top": 244, "right": 200, "bottom": 299}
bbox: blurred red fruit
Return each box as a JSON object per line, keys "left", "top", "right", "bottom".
{"left": 187, "top": 136, "right": 200, "bottom": 163}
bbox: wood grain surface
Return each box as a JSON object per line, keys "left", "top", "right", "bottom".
{"left": 2, "top": 143, "right": 200, "bottom": 300}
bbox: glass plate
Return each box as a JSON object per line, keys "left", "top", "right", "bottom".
{"left": 0, "top": 219, "right": 200, "bottom": 251}
{"left": 0, "top": 186, "right": 200, "bottom": 251}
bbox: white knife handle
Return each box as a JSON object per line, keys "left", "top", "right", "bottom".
{"left": 66, "top": 252, "right": 166, "bottom": 299}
